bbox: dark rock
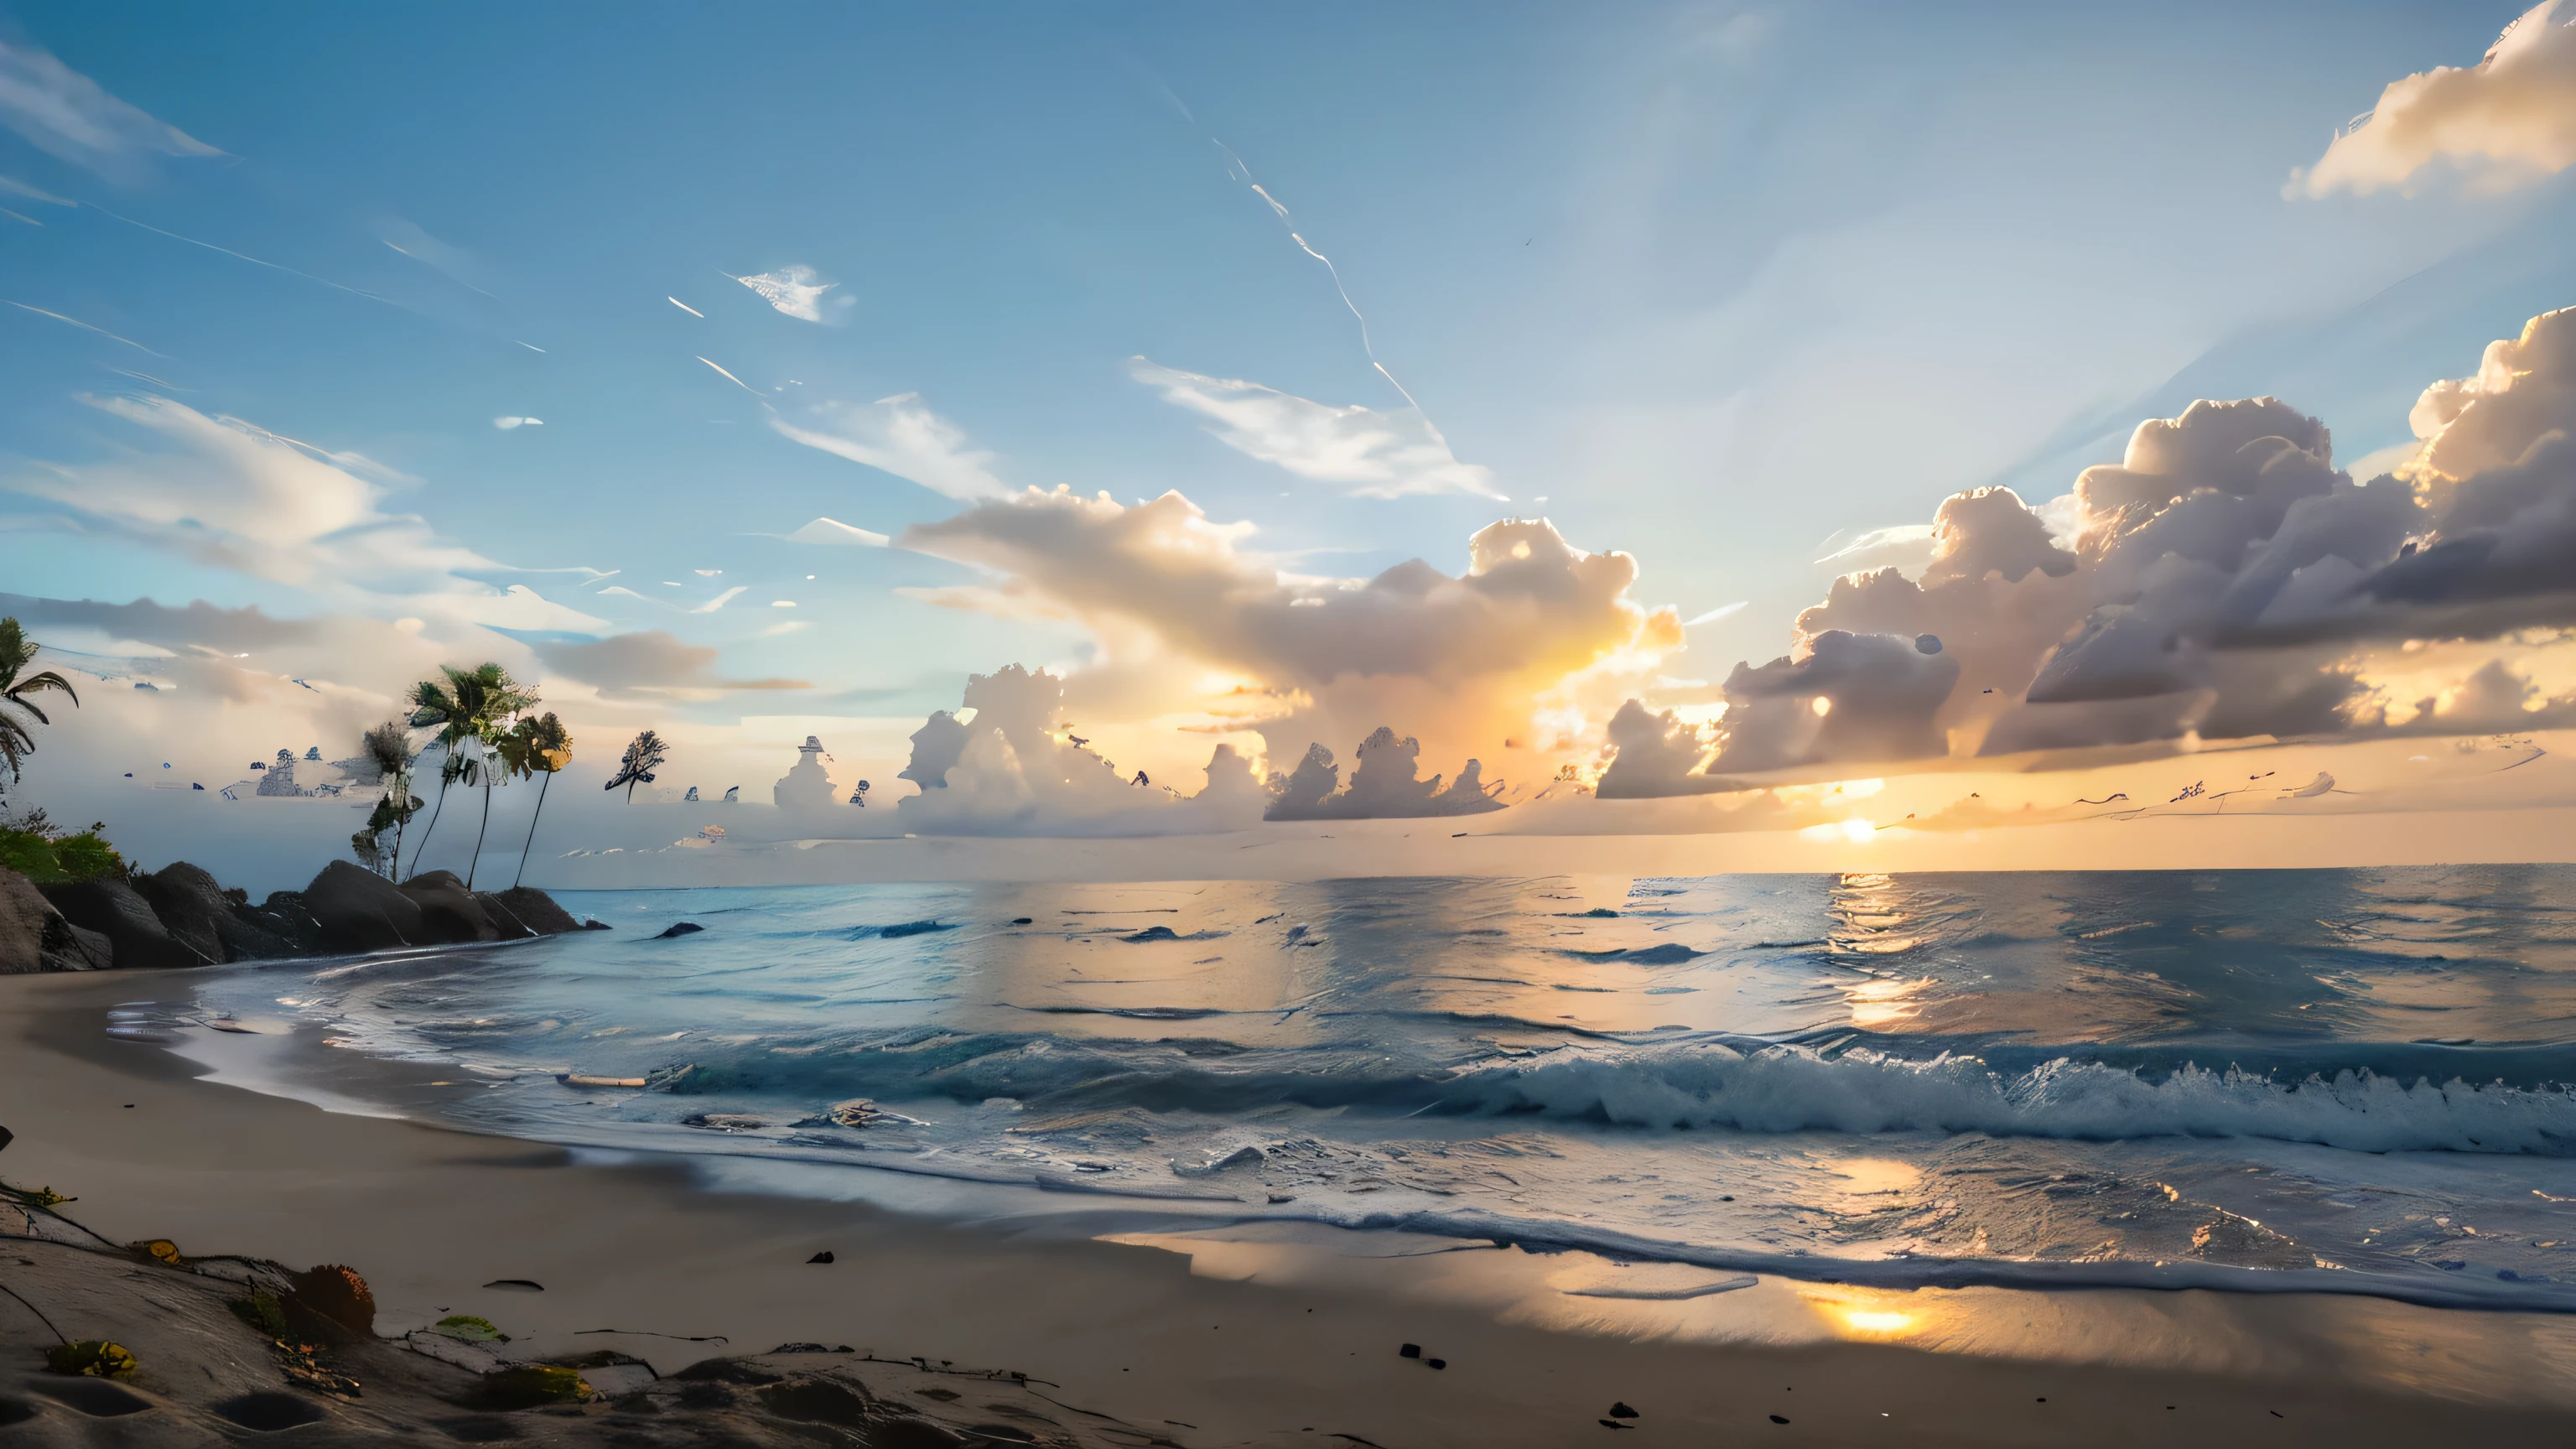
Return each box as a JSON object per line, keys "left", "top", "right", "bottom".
{"left": 52, "top": 922, "right": 112, "bottom": 971}
{"left": 491, "top": 886, "right": 582, "bottom": 935}
{"left": 303, "top": 860, "right": 427, "bottom": 952}
{"left": 1770, "top": 1415, "right": 1790, "bottom": 1424}
{"left": 237, "top": 891, "right": 325, "bottom": 957}
{"left": 656, "top": 922, "right": 705, "bottom": 939}
{"left": 213, "top": 910, "right": 296, "bottom": 964}
{"left": 672, "top": 1358, "right": 782, "bottom": 1385}
{"left": 1010, "top": 917, "right": 1033, "bottom": 926}
{"left": 40, "top": 876, "right": 211, "bottom": 970}
{"left": 1120, "top": 926, "right": 1182, "bottom": 943}
{"left": 0, "top": 1124, "right": 11, "bottom": 1153}
{"left": 1, "top": 868, "right": 72, "bottom": 974}
{"left": 1609, "top": 1402, "right": 1639, "bottom": 1418}
{"left": 758, "top": 1380, "right": 873, "bottom": 1428}
{"left": 808, "top": 1251, "right": 835, "bottom": 1265}
{"left": 397, "top": 871, "right": 501, "bottom": 943}
{"left": 470, "top": 891, "right": 538, "bottom": 939}
{"left": 1426, "top": 1358, "right": 1446, "bottom": 1369}
{"left": 130, "top": 862, "right": 235, "bottom": 963}
{"left": 579, "top": 917, "right": 611, "bottom": 930}
{"left": 1399, "top": 1343, "right": 1420, "bottom": 1358}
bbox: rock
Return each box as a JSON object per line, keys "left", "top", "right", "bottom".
{"left": 55, "top": 922, "right": 113, "bottom": 970}
{"left": 656, "top": 922, "right": 705, "bottom": 939}
{"left": 214, "top": 909, "right": 297, "bottom": 963}
{"left": 39, "top": 877, "right": 212, "bottom": 970}
{"left": 489, "top": 886, "right": 582, "bottom": 935}
{"left": 236, "top": 891, "right": 325, "bottom": 957}
{"left": 0, "top": 1124, "right": 11, "bottom": 1153}
{"left": 130, "top": 862, "right": 236, "bottom": 963}
{"left": 1609, "top": 1401, "right": 1639, "bottom": 1418}
{"left": 579, "top": 917, "right": 611, "bottom": 930}
{"left": 0, "top": 868, "right": 67, "bottom": 974}
{"left": 302, "top": 860, "right": 427, "bottom": 952}
{"left": 808, "top": 1251, "right": 835, "bottom": 1265}
{"left": 397, "top": 871, "right": 502, "bottom": 943}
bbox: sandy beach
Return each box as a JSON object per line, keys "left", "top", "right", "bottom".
{"left": 3, "top": 968, "right": 2573, "bottom": 1446}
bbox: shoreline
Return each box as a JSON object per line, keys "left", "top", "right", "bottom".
{"left": 6, "top": 970, "right": 2576, "bottom": 1444}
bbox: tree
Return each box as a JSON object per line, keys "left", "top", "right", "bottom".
{"left": 0, "top": 617, "right": 79, "bottom": 786}
{"left": 498, "top": 712, "right": 571, "bottom": 889}
{"left": 604, "top": 730, "right": 667, "bottom": 802}
{"left": 405, "top": 663, "right": 538, "bottom": 887}
{"left": 355, "top": 719, "right": 422, "bottom": 879}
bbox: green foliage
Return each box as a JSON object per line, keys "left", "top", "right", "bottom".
{"left": 2, "top": 1181, "right": 75, "bottom": 1209}
{"left": 0, "top": 825, "right": 122, "bottom": 884}
{"left": 231, "top": 1292, "right": 289, "bottom": 1340}
{"left": 432, "top": 1314, "right": 507, "bottom": 1343}
{"left": 481, "top": 1364, "right": 591, "bottom": 1406}
{"left": 44, "top": 1340, "right": 137, "bottom": 1379}
{"left": 0, "top": 616, "right": 80, "bottom": 785}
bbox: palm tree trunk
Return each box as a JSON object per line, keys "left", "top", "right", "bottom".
{"left": 387, "top": 773, "right": 410, "bottom": 880}
{"left": 514, "top": 771, "right": 553, "bottom": 889}
{"left": 467, "top": 772, "right": 495, "bottom": 891}
{"left": 408, "top": 772, "right": 451, "bottom": 882}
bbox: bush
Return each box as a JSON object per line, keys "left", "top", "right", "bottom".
{"left": 0, "top": 823, "right": 123, "bottom": 884}
{"left": 45, "top": 1341, "right": 137, "bottom": 1379}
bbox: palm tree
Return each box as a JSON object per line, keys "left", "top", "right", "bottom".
{"left": 0, "top": 618, "right": 79, "bottom": 786}
{"left": 358, "top": 720, "right": 420, "bottom": 879}
{"left": 499, "top": 712, "right": 571, "bottom": 889}
{"left": 604, "top": 730, "right": 668, "bottom": 802}
{"left": 404, "top": 663, "right": 538, "bottom": 886}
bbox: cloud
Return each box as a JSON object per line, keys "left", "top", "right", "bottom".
{"left": 3, "top": 299, "right": 161, "bottom": 354}
{"left": 494, "top": 416, "right": 543, "bottom": 429}
{"left": 3, "top": 393, "right": 607, "bottom": 635}
{"left": 2293, "top": 1, "right": 2576, "bottom": 197}
{"left": 0, "top": 174, "right": 72, "bottom": 206}
{"left": 1130, "top": 359, "right": 1501, "bottom": 499}
{"left": 1264, "top": 726, "right": 1504, "bottom": 820}
{"left": 730, "top": 265, "right": 851, "bottom": 323}
{"left": 1599, "top": 305, "right": 2576, "bottom": 792}
{"left": 0, "top": 39, "right": 221, "bottom": 179}
{"left": 529, "top": 631, "right": 811, "bottom": 700}
{"left": 900, "top": 488, "right": 1680, "bottom": 776}
{"left": 786, "top": 517, "right": 890, "bottom": 547}
{"left": 891, "top": 664, "right": 1264, "bottom": 835}
{"left": 771, "top": 393, "right": 1010, "bottom": 500}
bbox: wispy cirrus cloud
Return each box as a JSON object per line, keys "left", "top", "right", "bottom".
{"left": 529, "top": 630, "right": 810, "bottom": 699}
{"left": 0, "top": 38, "right": 221, "bottom": 179}
{"left": 1130, "top": 358, "right": 1501, "bottom": 499}
{"left": 2, "top": 392, "right": 605, "bottom": 634}
{"left": 770, "top": 392, "right": 1009, "bottom": 500}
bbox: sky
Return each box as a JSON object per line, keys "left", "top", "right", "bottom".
{"left": 4, "top": 1, "right": 2576, "bottom": 878}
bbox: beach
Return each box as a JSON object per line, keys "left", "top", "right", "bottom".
{"left": 6, "top": 967, "right": 2575, "bottom": 1446}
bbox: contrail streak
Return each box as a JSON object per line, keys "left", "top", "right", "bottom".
{"left": 86, "top": 204, "right": 389, "bottom": 304}
{"left": 3, "top": 299, "right": 164, "bottom": 356}
{"left": 668, "top": 297, "right": 704, "bottom": 318}
{"left": 1208, "top": 138, "right": 1428, "bottom": 413}
{"left": 696, "top": 356, "right": 765, "bottom": 397}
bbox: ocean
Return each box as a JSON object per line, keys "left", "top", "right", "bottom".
{"left": 147, "top": 868, "right": 2576, "bottom": 1311}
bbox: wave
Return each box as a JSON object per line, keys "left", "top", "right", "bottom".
{"left": 616, "top": 1026, "right": 2576, "bottom": 1156}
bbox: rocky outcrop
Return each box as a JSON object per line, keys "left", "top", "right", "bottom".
{"left": 3, "top": 857, "right": 588, "bottom": 971}
{"left": 488, "top": 886, "right": 580, "bottom": 936}
{"left": 299, "top": 860, "right": 429, "bottom": 953}
{"left": 397, "top": 871, "right": 504, "bottom": 944}
{"left": 39, "top": 877, "right": 213, "bottom": 971}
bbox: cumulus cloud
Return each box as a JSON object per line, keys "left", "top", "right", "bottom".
{"left": 900, "top": 489, "right": 1680, "bottom": 777}
{"left": 1601, "top": 305, "right": 2576, "bottom": 792}
{"left": 730, "top": 265, "right": 851, "bottom": 322}
{"left": 891, "top": 664, "right": 1265, "bottom": 836}
{"left": 529, "top": 631, "right": 812, "bottom": 700}
{"left": 3, "top": 394, "right": 606, "bottom": 635}
{"left": 771, "top": 393, "right": 1009, "bottom": 500}
{"left": 2293, "top": 2, "right": 2576, "bottom": 197}
{"left": 1264, "top": 725, "right": 1504, "bottom": 820}
{"left": 1130, "top": 359, "right": 1501, "bottom": 499}
{"left": 0, "top": 39, "right": 221, "bottom": 179}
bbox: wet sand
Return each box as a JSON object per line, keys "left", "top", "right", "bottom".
{"left": 4, "top": 968, "right": 2574, "bottom": 1446}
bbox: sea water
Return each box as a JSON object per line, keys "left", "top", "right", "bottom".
{"left": 163, "top": 868, "right": 2576, "bottom": 1311}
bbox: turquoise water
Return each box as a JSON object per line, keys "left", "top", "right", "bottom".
{"left": 169, "top": 868, "right": 2576, "bottom": 1310}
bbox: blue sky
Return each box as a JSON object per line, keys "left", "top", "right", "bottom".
{"left": 4, "top": 0, "right": 2572, "bottom": 806}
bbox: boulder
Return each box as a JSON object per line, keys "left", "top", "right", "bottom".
{"left": 53, "top": 923, "right": 112, "bottom": 971}
{"left": 487, "top": 886, "right": 582, "bottom": 937}
{"left": 397, "top": 871, "right": 500, "bottom": 943}
{"left": 0, "top": 868, "right": 60, "bottom": 974}
{"left": 301, "top": 860, "right": 426, "bottom": 953}
{"left": 237, "top": 891, "right": 325, "bottom": 957}
{"left": 39, "top": 877, "right": 212, "bottom": 970}
{"left": 130, "top": 862, "right": 233, "bottom": 963}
